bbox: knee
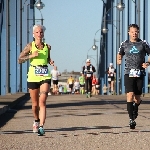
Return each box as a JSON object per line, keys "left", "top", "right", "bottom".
{"left": 134, "top": 95, "right": 141, "bottom": 103}
{"left": 32, "top": 99, "right": 39, "bottom": 106}
{"left": 127, "top": 92, "right": 134, "bottom": 101}
{"left": 39, "top": 91, "right": 48, "bottom": 97}
{"left": 32, "top": 102, "right": 39, "bottom": 107}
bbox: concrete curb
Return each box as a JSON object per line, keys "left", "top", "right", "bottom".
{"left": 0, "top": 105, "right": 8, "bottom": 116}
{"left": 0, "top": 93, "right": 30, "bottom": 116}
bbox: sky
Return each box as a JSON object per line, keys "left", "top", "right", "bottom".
{"left": 35, "top": 0, "right": 103, "bottom": 73}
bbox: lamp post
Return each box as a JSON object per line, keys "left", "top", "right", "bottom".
{"left": 34, "top": 0, "right": 45, "bottom": 25}
{"left": 26, "top": 0, "right": 45, "bottom": 43}
{"left": 86, "top": 47, "right": 97, "bottom": 74}
{"left": 34, "top": 0, "right": 45, "bottom": 42}
{"left": 92, "top": 40, "right": 98, "bottom": 77}
{"left": 131, "top": 0, "right": 140, "bottom": 36}
{"left": 102, "top": 1, "right": 125, "bottom": 33}
{"left": 35, "top": 0, "right": 45, "bottom": 10}
{"left": 92, "top": 29, "right": 103, "bottom": 77}
{"left": 102, "top": 1, "right": 125, "bottom": 95}
{"left": 86, "top": 47, "right": 92, "bottom": 59}
{"left": 26, "top": 0, "right": 45, "bottom": 75}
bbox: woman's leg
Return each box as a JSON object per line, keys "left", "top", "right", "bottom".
{"left": 29, "top": 88, "right": 40, "bottom": 133}
{"left": 111, "top": 81, "right": 114, "bottom": 92}
{"left": 29, "top": 88, "right": 40, "bottom": 121}
{"left": 39, "top": 83, "right": 49, "bottom": 126}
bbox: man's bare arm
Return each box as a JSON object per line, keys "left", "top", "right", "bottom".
{"left": 142, "top": 57, "right": 150, "bottom": 68}
{"left": 117, "top": 54, "right": 123, "bottom": 65}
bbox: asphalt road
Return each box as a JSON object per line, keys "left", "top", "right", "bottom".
{"left": 0, "top": 94, "right": 150, "bottom": 150}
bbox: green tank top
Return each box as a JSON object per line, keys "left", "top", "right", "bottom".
{"left": 79, "top": 76, "right": 85, "bottom": 85}
{"left": 27, "top": 41, "right": 51, "bottom": 82}
{"left": 30, "top": 41, "right": 48, "bottom": 66}
{"left": 63, "top": 86, "right": 67, "bottom": 93}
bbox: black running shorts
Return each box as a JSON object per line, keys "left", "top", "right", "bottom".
{"left": 80, "top": 84, "right": 85, "bottom": 88}
{"left": 108, "top": 77, "right": 115, "bottom": 84}
{"left": 69, "top": 84, "right": 73, "bottom": 89}
{"left": 53, "top": 80, "right": 58, "bottom": 85}
{"left": 124, "top": 74, "right": 144, "bottom": 95}
{"left": 27, "top": 79, "right": 51, "bottom": 89}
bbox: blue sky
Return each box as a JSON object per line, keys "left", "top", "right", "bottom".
{"left": 35, "top": 0, "right": 103, "bottom": 73}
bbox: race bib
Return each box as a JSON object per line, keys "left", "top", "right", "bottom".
{"left": 87, "top": 74, "right": 91, "bottom": 77}
{"left": 109, "top": 68, "right": 114, "bottom": 73}
{"left": 75, "top": 86, "right": 79, "bottom": 89}
{"left": 110, "top": 73, "right": 114, "bottom": 77}
{"left": 96, "top": 85, "right": 100, "bottom": 88}
{"left": 35, "top": 67, "right": 48, "bottom": 76}
{"left": 108, "top": 78, "right": 111, "bottom": 81}
{"left": 129, "top": 69, "right": 141, "bottom": 77}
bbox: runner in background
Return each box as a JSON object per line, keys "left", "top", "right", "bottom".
{"left": 51, "top": 66, "right": 61, "bottom": 95}
{"left": 95, "top": 77, "right": 100, "bottom": 95}
{"left": 67, "top": 76, "right": 74, "bottom": 93}
{"left": 106, "top": 63, "right": 116, "bottom": 95}
{"left": 82, "top": 59, "right": 96, "bottom": 98}
{"left": 79, "top": 73, "right": 85, "bottom": 94}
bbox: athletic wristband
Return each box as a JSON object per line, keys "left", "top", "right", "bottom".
{"left": 146, "top": 62, "right": 150, "bottom": 65}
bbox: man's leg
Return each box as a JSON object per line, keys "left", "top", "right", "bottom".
{"left": 133, "top": 76, "right": 143, "bottom": 120}
{"left": 125, "top": 75, "right": 136, "bottom": 129}
{"left": 127, "top": 92, "right": 134, "bottom": 120}
{"left": 87, "top": 79, "right": 91, "bottom": 97}
{"left": 89, "top": 79, "right": 92, "bottom": 94}
{"left": 133, "top": 95, "right": 141, "bottom": 120}
{"left": 85, "top": 79, "right": 88, "bottom": 97}
{"left": 108, "top": 81, "right": 111, "bottom": 94}
{"left": 52, "top": 80, "right": 55, "bottom": 94}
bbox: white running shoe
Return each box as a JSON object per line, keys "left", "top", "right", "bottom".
{"left": 33, "top": 121, "right": 39, "bottom": 133}
{"left": 48, "top": 92, "right": 51, "bottom": 95}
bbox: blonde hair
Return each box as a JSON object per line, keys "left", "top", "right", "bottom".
{"left": 33, "top": 24, "right": 46, "bottom": 38}
{"left": 33, "top": 24, "right": 46, "bottom": 32}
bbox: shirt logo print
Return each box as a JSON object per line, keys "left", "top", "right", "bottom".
{"left": 130, "top": 46, "right": 139, "bottom": 53}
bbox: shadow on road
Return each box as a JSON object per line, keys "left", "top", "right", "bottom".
{"left": 0, "top": 94, "right": 30, "bottom": 128}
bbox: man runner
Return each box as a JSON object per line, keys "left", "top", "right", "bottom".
{"left": 82, "top": 59, "right": 96, "bottom": 98}
{"left": 117, "top": 24, "right": 150, "bottom": 129}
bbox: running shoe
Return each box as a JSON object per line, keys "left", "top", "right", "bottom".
{"left": 33, "top": 121, "right": 39, "bottom": 133}
{"left": 38, "top": 126, "right": 45, "bottom": 136}
{"left": 129, "top": 119, "right": 136, "bottom": 129}
{"left": 86, "top": 93, "right": 88, "bottom": 98}
{"left": 88, "top": 92, "right": 91, "bottom": 98}
{"left": 48, "top": 92, "right": 51, "bottom": 96}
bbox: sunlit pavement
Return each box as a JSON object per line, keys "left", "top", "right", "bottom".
{"left": 0, "top": 94, "right": 150, "bottom": 150}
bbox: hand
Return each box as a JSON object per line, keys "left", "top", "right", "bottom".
{"left": 142, "top": 63, "right": 149, "bottom": 69}
{"left": 117, "top": 54, "right": 122, "bottom": 65}
{"left": 117, "top": 60, "right": 121, "bottom": 65}
{"left": 32, "top": 50, "right": 38, "bottom": 58}
{"left": 50, "top": 60, "right": 54, "bottom": 66}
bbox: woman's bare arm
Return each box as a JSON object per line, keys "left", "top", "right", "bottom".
{"left": 47, "top": 44, "right": 51, "bottom": 63}
{"left": 18, "top": 43, "right": 31, "bottom": 64}
{"left": 47, "top": 44, "right": 54, "bottom": 66}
